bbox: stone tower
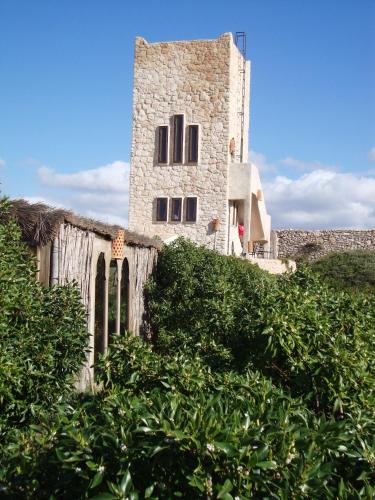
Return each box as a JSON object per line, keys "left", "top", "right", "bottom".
{"left": 128, "top": 33, "right": 270, "bottom": 255}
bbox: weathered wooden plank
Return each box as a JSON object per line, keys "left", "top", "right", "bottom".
{"left": 57, "top": 224, "right": 95, "bottom": 314}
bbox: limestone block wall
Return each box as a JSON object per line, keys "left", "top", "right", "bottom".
{"left": 129, "top": 33, "right": 250, "bottom": 255}
{"left": 273, "top": 229, "right": 375, "bottom": 260}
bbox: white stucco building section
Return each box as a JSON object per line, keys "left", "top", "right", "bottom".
{"left": 228, "top": 162, "right": 271, "bottom": 255}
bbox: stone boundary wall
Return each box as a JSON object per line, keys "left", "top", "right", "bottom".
{"left": 272, "top": 229, "right": 375, "bottom": 260}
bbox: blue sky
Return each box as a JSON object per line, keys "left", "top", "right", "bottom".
{"left": 1, "top": 0, "right": 374, "bottom": 228}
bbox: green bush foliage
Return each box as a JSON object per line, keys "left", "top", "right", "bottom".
{"left": 0, "top": 197, "right": 89, "bottom": 430}
{"left": 145, "top": 238, "right": 276, "bottom": 370}
{"left": 310, "top": 250, "right": 375, "bottom": 292}
{"left": 1, "top": 231, "right": 374, "bottom": 498}
{"left": 147, "top": 239, "right": 375, "bottom": 416}
{"left": 2, "top": 335, "right": 374, "bottom": 498}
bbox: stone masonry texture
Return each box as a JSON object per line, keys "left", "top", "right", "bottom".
{"left": 128, "top": 33, "right": 249, "bottom": 254}
{"left": 273, "top": 229, "right": 375, "bottom": 261}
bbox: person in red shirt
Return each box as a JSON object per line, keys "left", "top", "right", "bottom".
{"left": 238, "top": 223, "right": 244, "bottom": 243}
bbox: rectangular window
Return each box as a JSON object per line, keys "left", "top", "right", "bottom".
{"left": 188, "top": 125, "right": 199, "bottom": 163}
{"left": 173, "top": 114, "right": 184, "bottom": 163}
{"left": 185, "top": 197, "right": 197, "bottom": 222}
{"left": 156, "top": 198, "right": 168, "bottom": 222}
{"left": 170, "top": 198, "right": 182, "bottom": 222}
{"left": 158, "top": 126, "right": 168, "bottom": 163}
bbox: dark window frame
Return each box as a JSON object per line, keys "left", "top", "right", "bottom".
{"left": 188, "top": 125, "right": 199, "bottom": 163}
{"left": 158, "top": 126, "right": 168, "bottom": 164}
{"left": 185, "top": 197, "right": 197, "bottom": 223}
{"left": 170, "top": 197, "right": 182, "bottom": 222}
{"left": 173, "top": 114, "right": 184, "bottom": 164}
{"left": 156, "top": 197, "right": 168, "bottom": 222}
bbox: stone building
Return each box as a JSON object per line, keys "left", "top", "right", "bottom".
{"left": 129, "top": 32, "right": 271, "bottom": 256}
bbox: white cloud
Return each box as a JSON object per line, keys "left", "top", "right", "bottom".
{"left": 249, "top": 151, "right": 340, "bottom": 176}
{"left": 0, "top": 158, "right": 5, "bottom": 167}
{"left": 28, "top": 154, "right": 375, "bottom": 231}
{"left": 280, "top": 156, "right": 340, "bottom": 172}
{"left": 38, "top": 161, "right": 129, "bottom": 193}
{"left": 68, "top": 192, "right": 129, "bottom": 226}
{"left": 36, "top": 161, "right": 129, "bottom": 226}
{"left": 249, "top": 150, "right": 277, "bottom": 173}
{"left": 368, "top": 147, "right": 375, "bottom": 162}
{"left": 264, "top": 169, "right": 375, "bottom": 229}
{"left": 24, "top": 195, "right": 64, "bottom": 208}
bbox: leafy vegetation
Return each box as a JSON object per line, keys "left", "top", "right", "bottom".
{"left": 1, "top": 220, "right": 374, "bottom": 498}
{"left": 147, "top": 240, "right": 375, "bottom": 416}
{"left": 2, "top": 334, "right": 375, "bottom": 498}
{"left": 310, "top": 250, "right": 375, "bottom": 292}
{"left": 0, "top": 198, "right": 88, "bottom": 432}
{"left": 0, "top": 197, "right": 89, "bottom": 491}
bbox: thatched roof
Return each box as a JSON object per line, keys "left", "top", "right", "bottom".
{"left": 5, "top": 199, "right": 161, "bottom": 249}
{"left": 125, "top": 230, "right": 162, "bottom": 249}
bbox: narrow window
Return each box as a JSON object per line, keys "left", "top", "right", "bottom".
{"left": 156, "top": 198, "right": 168, "bottom": 222}
{"left": 185, "top": 197, "right": 197, "bottom": 222}
{"left": 173, "top": 114, "right": 184, "bottom": 163}
{"left": 188, "top": 125, "right": 199, "bottom": 163}
{"left": 158, "top": 126, "right": 168, "bottom": 163}
{"left": 170, "top": 198, "right": 182, "bottom": 222}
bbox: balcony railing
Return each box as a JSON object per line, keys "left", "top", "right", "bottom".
{"left": 249, "top": 250, "right": 271, "bottom": 259}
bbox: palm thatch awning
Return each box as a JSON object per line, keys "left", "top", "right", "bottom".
{"left": 4, "top": 199, "right": 161, "bottom": 249}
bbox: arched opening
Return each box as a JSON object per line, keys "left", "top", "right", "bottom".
{"left": 120, "top": 258, "right": 130, "bottom": 334}
{"left": 94, "top": 253, "right": 106, "bottom": 364}
{"left": 108, "top": 259, "right": 118, "bottom": 341}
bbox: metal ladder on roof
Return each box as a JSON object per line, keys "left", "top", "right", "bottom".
{"left": 235, "top": 32, "right": 247, "bottom": 163}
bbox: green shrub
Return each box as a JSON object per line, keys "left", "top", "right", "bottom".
{"left": 0, "top": 197, "right": 89, "bottom": 431}
{"left": 310, "top": 250, "right": 375, "bottom": 292}
{"left": 146, "top": 238, "right": 276, "bottom": 370}
{"left": 258, "top": 268, "right": 375, "bottom": 415}
{"left": 3, "top": 334, "right": 374, "bottom": 498}
{"left": 1, "top": 226, "right": 375, "bottom": 498}
{"left": 146, "top": 239, "right": 375, "bottom": 416}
